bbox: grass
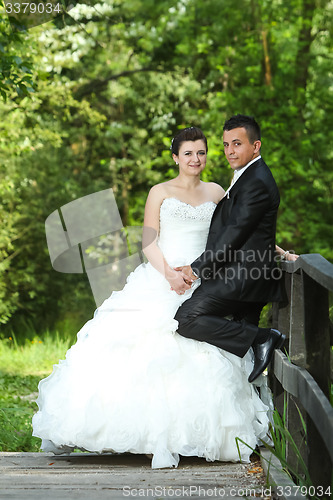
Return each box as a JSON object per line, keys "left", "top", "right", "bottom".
{"left": 236, "top": 395, "right": 333, "bottom": 500}
{"left": 236, "top": 398, "right": 310, "bottom": 485}
{"left": 263, "top": 397, "right": 311, "bottom": 486}
{"left": 0, "top": 331, "right": 73, "bottom": 452}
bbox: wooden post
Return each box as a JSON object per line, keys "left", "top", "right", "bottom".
{"left": 284, "top": 271, "right": 308, "bottom": 476}
{"left": 275, "top": 272, "right": 291, "bottom": 336}
{"left": 303, "top": 272, "right": 331, "bottom": 488}
{"left": 271, "top": 255, "right": 333, "bottom": 490}
{"left": 289, "top": 271, "right": 306, "bottom": 368}
{"left": 303, "top": 273, "right": 330, "bottom": 395}
{"left": 271, "top": 273, "right": 291, "bottom": 415}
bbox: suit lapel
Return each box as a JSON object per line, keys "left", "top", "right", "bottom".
{"left": 212, "top": 160, "right": 263, "bottom": 223}
{"left": 211, "top": 159, "right": 265, "bottom": 226}
{"left": 227, "top": 158, "right": 264, "bottom": 197}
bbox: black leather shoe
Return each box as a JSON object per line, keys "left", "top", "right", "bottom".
{"left": 248, "top": 329, "right": 285, "bottom": 383}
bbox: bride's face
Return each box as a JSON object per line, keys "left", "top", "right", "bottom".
{"left": 173, "top": 140, "right": 207, "bottom": 175}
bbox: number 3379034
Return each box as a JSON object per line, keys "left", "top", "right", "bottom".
{"left": 5, "top": 3, "right": 62, "bottom": 14}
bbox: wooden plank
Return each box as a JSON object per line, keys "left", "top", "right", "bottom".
{"left": 260, "top": 449, "right": 306, "bottom": 500}
{"left": 281, "top": 254, "right": 333, "bottom": 292}
{"left": 0, "top": 452, "right": 269, "bottom": 500}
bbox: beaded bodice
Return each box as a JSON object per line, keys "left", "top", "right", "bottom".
{"left": 158, "top": 197, "right": 216, "bottom": 267}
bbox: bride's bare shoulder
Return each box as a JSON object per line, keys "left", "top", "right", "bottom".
{"left": 203, "top": 182, "right": 225, "bottom": 203}
{"left": 146, "top": 182, "right": 174, "bottom": 206}
{"left": 148, "top": 180, "right": 178, "bottom": 197}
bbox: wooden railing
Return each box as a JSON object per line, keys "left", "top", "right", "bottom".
{"left": 270, "top": 254, "right": 333, "bottom": 489}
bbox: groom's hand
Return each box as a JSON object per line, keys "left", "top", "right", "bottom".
{"left": 174, "top": 265, "right": 198, "bottom": 283}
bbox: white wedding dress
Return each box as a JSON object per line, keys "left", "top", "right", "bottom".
{"left": 32, "top": 197, "right": 272, "bottom": 468}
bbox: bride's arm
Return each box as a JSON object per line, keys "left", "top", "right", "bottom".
{"left": 142, "top": 186, "right": 192, "bottom": 294}
{"left": 275, "top": 244, "right": 299, "bottom": 261}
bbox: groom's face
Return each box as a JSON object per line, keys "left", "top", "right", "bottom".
{"left": 223, "top": 127, "right": 261, "bottom": 170}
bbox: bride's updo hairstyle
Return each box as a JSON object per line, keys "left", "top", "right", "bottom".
{"left": 171, "top": 127, "right": 208, "bottom": 156}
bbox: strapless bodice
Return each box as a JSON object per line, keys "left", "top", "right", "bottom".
{"left": 157, "top": 197, "right": 216, "bottom": 266}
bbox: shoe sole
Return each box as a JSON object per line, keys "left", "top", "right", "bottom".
{"left": 276, "top": 333, "right": 286, "bottom": 349}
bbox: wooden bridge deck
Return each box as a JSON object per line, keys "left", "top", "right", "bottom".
{"left": 0, "top": 451, "right": 284, "bottom": 500}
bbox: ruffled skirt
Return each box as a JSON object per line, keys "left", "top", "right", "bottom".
{"left": 33, "top": 262, "right": 272, "bottom": 468}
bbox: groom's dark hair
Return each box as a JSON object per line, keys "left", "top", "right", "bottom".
{"left": 223, "top": 114, "right": 261, "bottom": 143}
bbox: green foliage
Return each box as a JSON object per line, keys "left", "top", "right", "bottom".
{"left": 0, "top": 0, "right": 332, "bottom": 331}
{"left": 0, "top": 2, "right": 37, "bottom": 100}
{"left": 265, "top": 400, "right": 311, "bottom": 487}
{"left": 0, "top": 329, "right": 72, "bottom": 451}
{"left": 236, "top": 397, "right": 320, "bottom": 496}
{"left": 0, "top": 372, "right": 41, "bottom": 451}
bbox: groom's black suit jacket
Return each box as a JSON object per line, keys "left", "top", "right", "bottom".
{"left": 191, "top": 157, "right": 282, "bottom": 303}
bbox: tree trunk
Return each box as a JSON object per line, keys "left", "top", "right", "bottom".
{"left": 262, "top": 29, "right": 272, "bottom": 87}
{"left": 294, "top": 0, "right": 316, "bottom": 110}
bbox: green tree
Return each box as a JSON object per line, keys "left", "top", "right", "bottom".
{"left": 0, "top": 0, "right": 332, "bottom": 333}
{"left": 0, "top": 2, "right": 37, "bottom": 100}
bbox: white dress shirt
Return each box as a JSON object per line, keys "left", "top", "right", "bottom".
{"left": 224, "top": 155, "right": 261, "bottom": 199}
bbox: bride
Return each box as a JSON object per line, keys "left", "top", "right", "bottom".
{"left": 32, "top": 127, "right": 294, "bottom": 469}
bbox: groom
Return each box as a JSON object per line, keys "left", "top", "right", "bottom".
{"left": 175, "top": 114, "right": 284, "bottom": 382}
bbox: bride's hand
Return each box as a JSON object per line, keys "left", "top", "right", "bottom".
{"left": 283, "top": 251, "right": 299, "bottom": 261}
{"left": 287, "top": 253, "right": 299, "bottom": 261}
{"left": 167, "top": 268, "right": 192, "bottom": 295}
